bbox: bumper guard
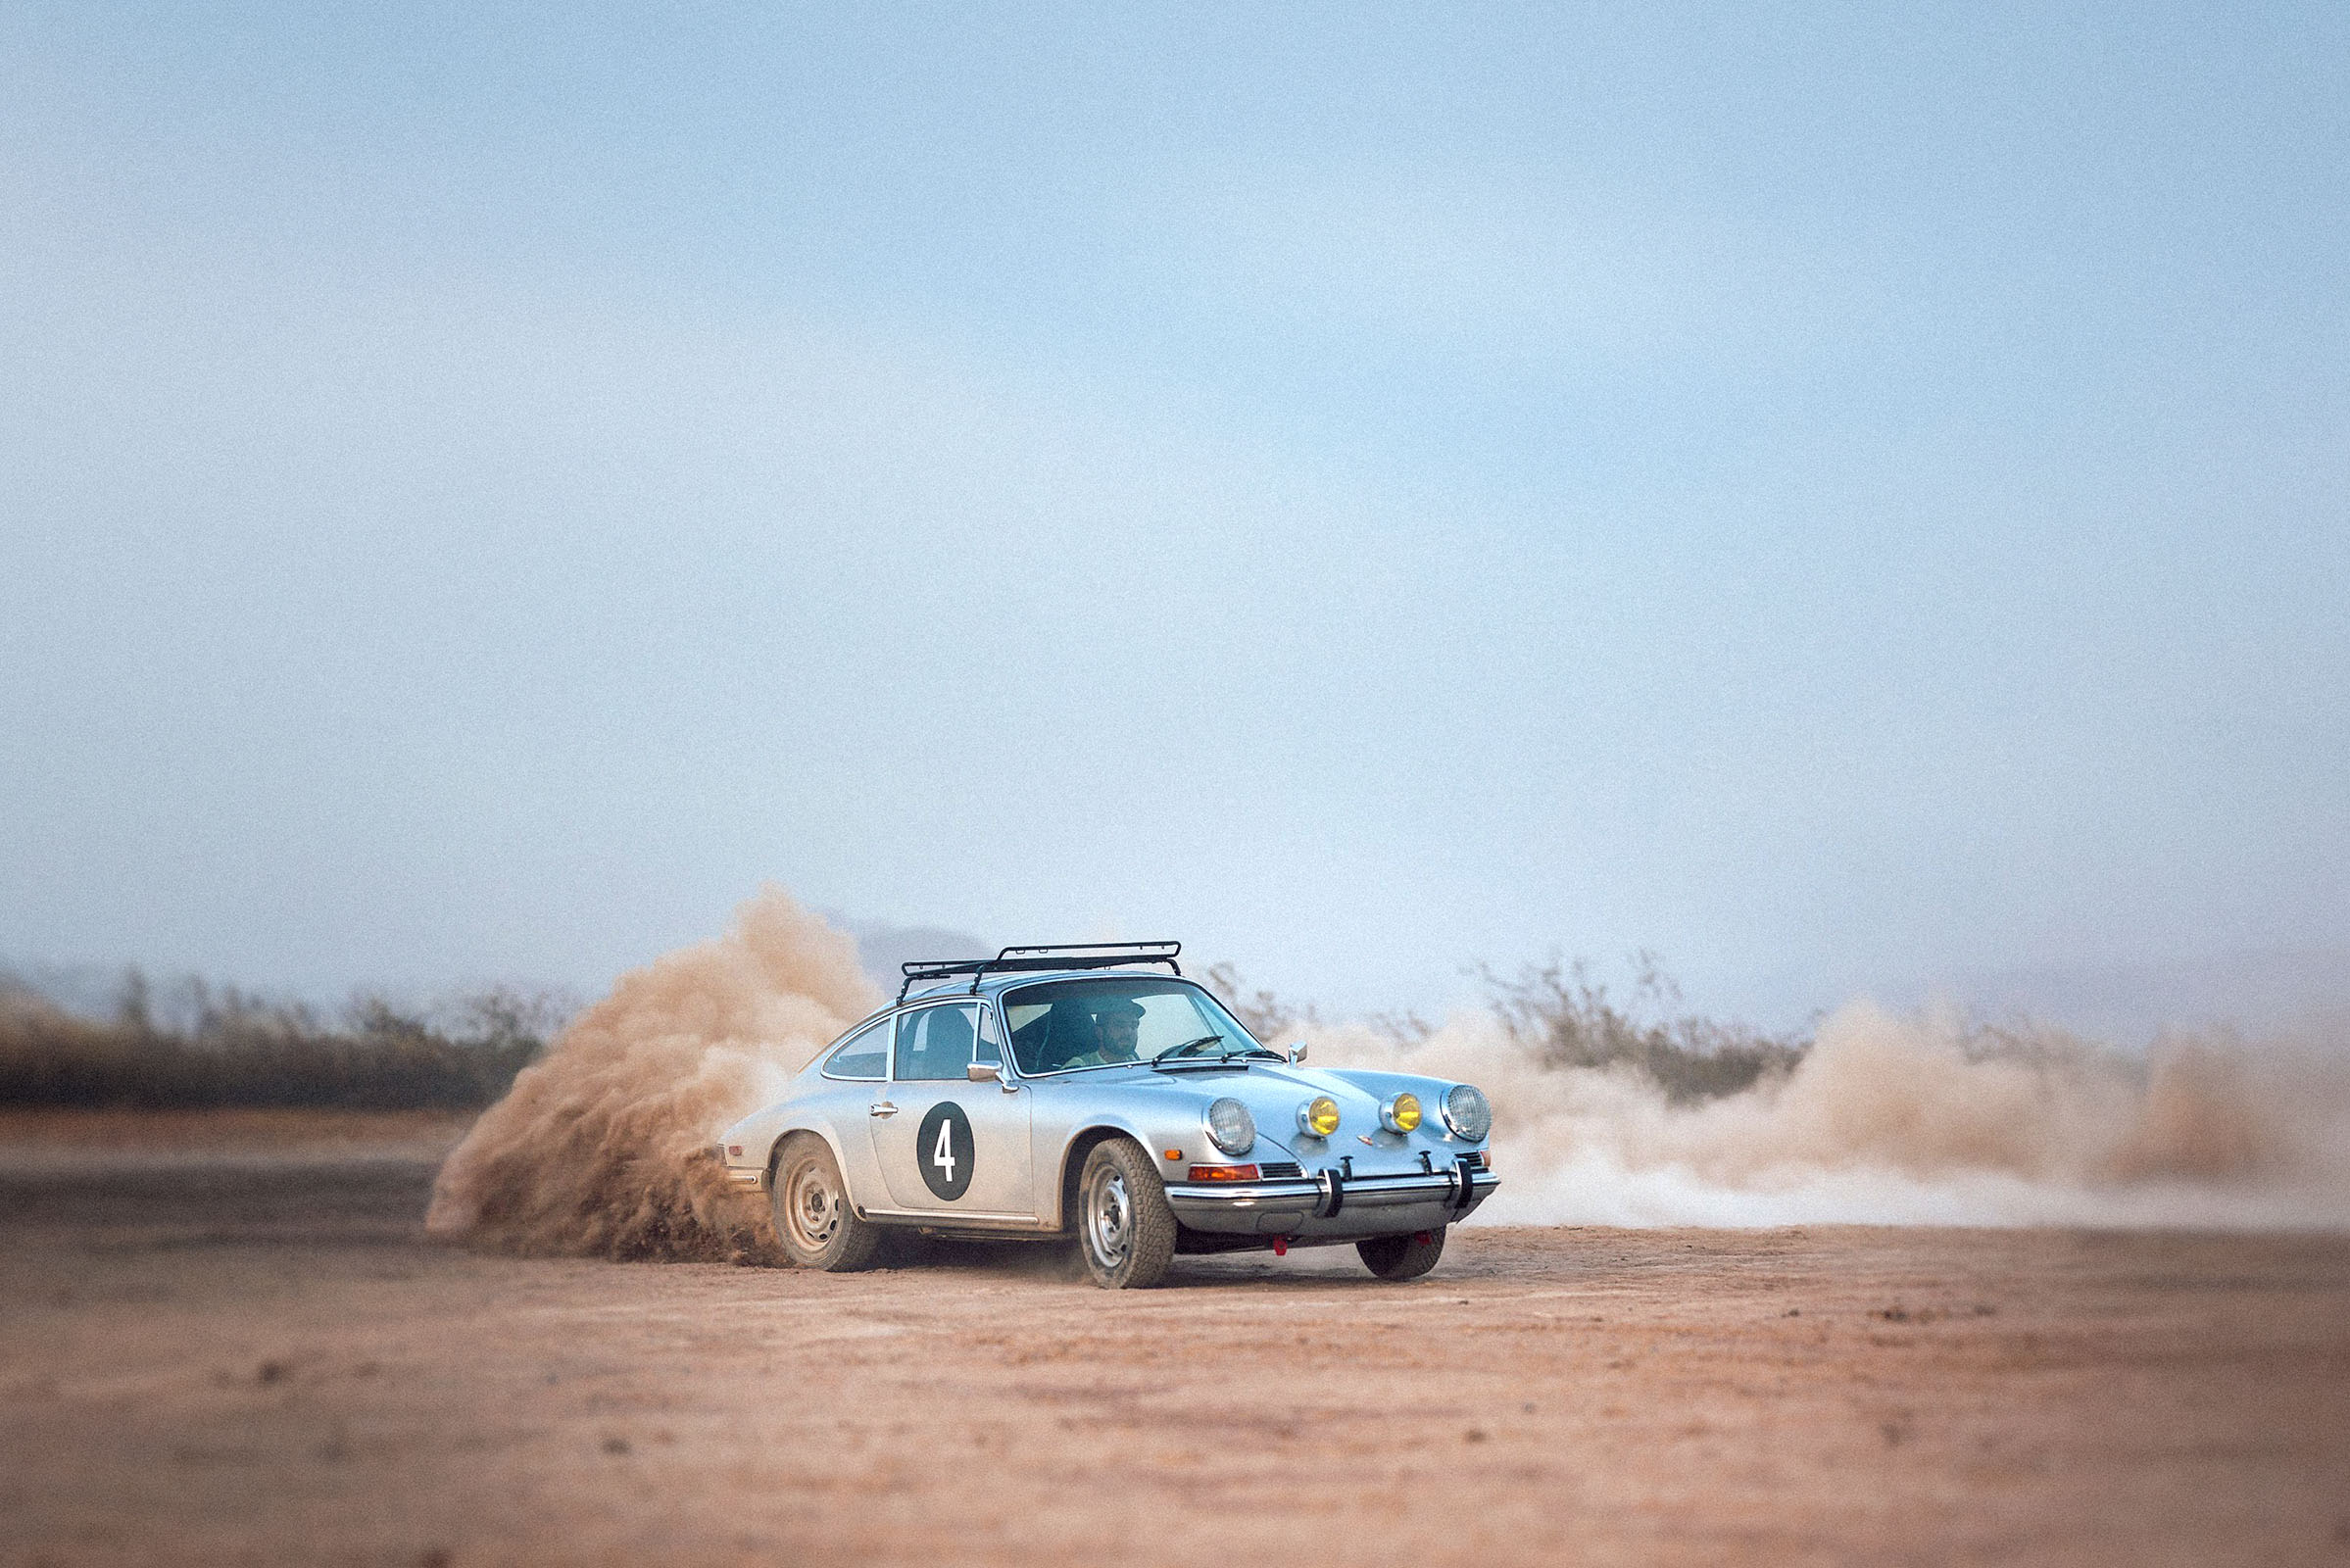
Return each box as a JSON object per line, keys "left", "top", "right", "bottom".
{"left": 1165, "top": 1159, "right": 1496, "bottom": 1233}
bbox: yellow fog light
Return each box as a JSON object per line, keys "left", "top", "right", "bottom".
{"left": 1297, "top": 1096, "right": 1341, "bottom": 1138}
{"left": 1380, "top": 1092, "right": 1422, "bottom": 1133}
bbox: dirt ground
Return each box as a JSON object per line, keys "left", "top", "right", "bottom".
{"left": 2, "top": 1113, "right": 2346, "bottom": 1567}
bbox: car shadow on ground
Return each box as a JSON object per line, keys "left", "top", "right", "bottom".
{"left": 871, "top": 1233, "right": 1455, "bottom": 1290}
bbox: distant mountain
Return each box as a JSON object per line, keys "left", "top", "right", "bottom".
{"left": 0, "top": 960, "right": 142, "bottom": 1021}
{"left": 1710, "top": 945, "right": 2350, "bottom": 1048}
{"left": 828, "top": 918, "right": 996, "bottom": 993}
{"left": 1922, "top": 946, "right": 2350, "bottom": 1045}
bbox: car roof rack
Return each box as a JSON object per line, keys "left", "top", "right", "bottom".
{"left": 897, "top": 941, "right": 1182, "bottom": 1002}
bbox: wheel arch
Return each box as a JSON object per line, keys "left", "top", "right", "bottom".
{"left": 764, "top": 1118, "right": 860, "bottom": 1203}
{"left": 1052, "top": 1119, "right": 1155, "bottom": 1234}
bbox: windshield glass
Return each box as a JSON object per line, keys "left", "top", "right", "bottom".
{"left": 1001, "top": 979, "right": 1259, "bottom": 1075}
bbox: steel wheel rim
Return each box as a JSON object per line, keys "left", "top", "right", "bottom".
{"left": 784, "top": 1157, "right": 840, "bottom": 1250}
{"left": 1085, "top": 1167, "right": 1131, "bottom": 1269}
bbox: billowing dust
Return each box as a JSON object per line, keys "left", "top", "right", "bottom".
{"left": 1311, "top": 1005, "right": 2350, "bottom": 1228}
{"left": 428, "top": 890, "right": 2349, "bottom": 1260}
{"left": 425, "top": 887, "right": 876, "bottom": 1259}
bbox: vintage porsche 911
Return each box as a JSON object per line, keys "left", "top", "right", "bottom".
{"left": 713, "top": 943, "right": 1496, "bottom": 1288}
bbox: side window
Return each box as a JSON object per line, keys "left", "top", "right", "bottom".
{"left": 823, "top": 1020, "right": 889, "bottom": 1081}
{"left": 975, "top": 1005, "right": 1004, "bottom": 1066}
{"left": 895, "top": 1004, "right": 980, "bottom": 1082}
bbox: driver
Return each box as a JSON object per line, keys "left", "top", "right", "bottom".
{"left": 1062, "top": 997, "right": 1145, "bottom": 1066}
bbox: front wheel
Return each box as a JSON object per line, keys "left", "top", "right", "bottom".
{"left": 1075, "top": 1139, "right": 1176, "bottom": 1289}
{"left": 770, "top": 1134, "right": 883, "bottom": 1271}
{"left": 1357, "top": 1227, "right": 1445, "bottom": 1281}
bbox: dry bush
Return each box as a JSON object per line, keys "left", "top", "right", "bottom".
{"left": 0, "top": 971, "right": 567, "bottom": 1110}
{"left": 1476, "top": 953, "right": 1812, "bottom": 1104}
{"left": 1202, "top": 960, "right": 1321, "bottom": 1043}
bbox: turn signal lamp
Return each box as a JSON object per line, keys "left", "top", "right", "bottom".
{"left": 1297, "top": 1097, "right": 1341, "bottom": 1138}
{"left": 1188, "top": 1164, "right": 1261, "bottom": 1182}
{"left": 1380, "top": 1092, "right": 1423, "bottom": 1134}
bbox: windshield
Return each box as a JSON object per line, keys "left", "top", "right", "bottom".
{"left": 1001, "top": 978, "right": 1260, "bottom": 1075}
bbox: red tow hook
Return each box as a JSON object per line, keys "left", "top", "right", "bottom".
{"left": 1272, "top": 1237, "right": 1289, "bottom": 1257}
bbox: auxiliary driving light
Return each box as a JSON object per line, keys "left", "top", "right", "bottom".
{"left": 1297, "top": 1096, "right": 1341, "bottom": 1138}
{"left": 1379, "top": 1092, "right": 1423, "bottom": 1134}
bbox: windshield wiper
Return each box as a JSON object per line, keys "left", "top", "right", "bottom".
{"left": 1156, "top": 1035, "right": 1227, "bottom": 1062}
{"left": 1153, "top": 1036, "right": 1285, "bottom": 1070}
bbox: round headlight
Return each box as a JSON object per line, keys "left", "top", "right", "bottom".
{"left": 1297, "top": 1096, "right": 1341, "bottom": 1138}
{"left": 1379, "top": 1092, "right": 1422, "bottom": 1134}
{"left": 1205, "top": 1097, "right": 1256, "bottom": 1155}
{"left": 1441, "top": 1084, "right": 1493, "bottom": 1142}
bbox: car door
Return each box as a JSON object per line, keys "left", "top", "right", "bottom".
{"left": 865, "top": 1002, "right": 1035, "bottom": 1218}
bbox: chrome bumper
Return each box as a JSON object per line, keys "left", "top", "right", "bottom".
{"left": 1164, "top": 1163, "right": 1496, "bottom": 1237}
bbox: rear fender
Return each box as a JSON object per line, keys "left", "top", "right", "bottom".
{"left": 764, "top": 1117, "right": 867, "bottom": 1208}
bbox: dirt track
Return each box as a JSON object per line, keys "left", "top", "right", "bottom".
{"left": 3, "top": 1113, "right": 2346, "bottom": 1567}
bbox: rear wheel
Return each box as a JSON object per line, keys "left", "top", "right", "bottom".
{"left": 1357, "top": 1227, "right": 1445, "bottom": 1281}
{"left": 770, "top": 1134, "right": 883, "bottom": 1271}
{"left": 1075, "top": 1139, "right": 1176, "bottom": 1289}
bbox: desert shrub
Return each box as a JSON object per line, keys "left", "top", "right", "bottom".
{"left": 1480, "top": 953, "right": 1810, "bottom": 1104}
{"left": 0, "top": 971, "right": 568, "bottom": 1110}
{"left": 1202, "top": 961, "right": 1320, "bottom": 1042}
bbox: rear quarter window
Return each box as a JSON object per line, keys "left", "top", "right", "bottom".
{"left": 822, "top": 1020, "right": 889, "bottom": 1080}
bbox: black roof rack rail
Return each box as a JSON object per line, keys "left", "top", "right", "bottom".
{"left": 897, "top": 941, "right": 1182, "bottom": 1002}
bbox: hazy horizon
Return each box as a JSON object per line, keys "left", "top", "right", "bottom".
{"left": 10, "top": 909, "right": 2348, "bottom": 1054}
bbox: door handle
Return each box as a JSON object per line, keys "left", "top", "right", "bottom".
{"left": 868, "top": 1102, "right": 898, "bottom": 1118}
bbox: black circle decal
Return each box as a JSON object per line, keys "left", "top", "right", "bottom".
{"left": 915, "top": 1102, "right": 975, "bottom": 1200}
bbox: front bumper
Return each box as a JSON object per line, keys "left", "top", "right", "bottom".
{"left": 1164, "top": 1159, "right": 1496, "bottom": 1239}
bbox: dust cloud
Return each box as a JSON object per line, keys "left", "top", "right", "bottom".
{"left": 430, "top": 889, "right": 2348, "bottom": 1256}
{"left": 425, "top": 888, "right": 877, "bottom": 1260}
{"left": 1313, "top": 1004, "right": 2350, "bottom": 1229}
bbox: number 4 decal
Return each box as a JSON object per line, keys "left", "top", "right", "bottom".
{"left": 914, "top": 1102, "right": 975, "bottom": 1201}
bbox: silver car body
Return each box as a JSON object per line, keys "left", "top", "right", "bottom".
{"left": 713, "top": 968, "right": 1495, "bottom": 1250}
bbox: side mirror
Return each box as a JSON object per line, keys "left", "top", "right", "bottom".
{"left": 1287, "top": 1042, "right": 1308, "bottom": 1065}
{"left": 966, "top": 1060, "right": 1000, "bottom": 1082}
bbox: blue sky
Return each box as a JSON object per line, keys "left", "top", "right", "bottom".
{"left": 3, "top": 3, "right": 2345, "bottom": 1022}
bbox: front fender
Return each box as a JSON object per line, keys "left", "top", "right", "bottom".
{"left": 1038, "top": 1107, "right": 1182, "bottom": 1232}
